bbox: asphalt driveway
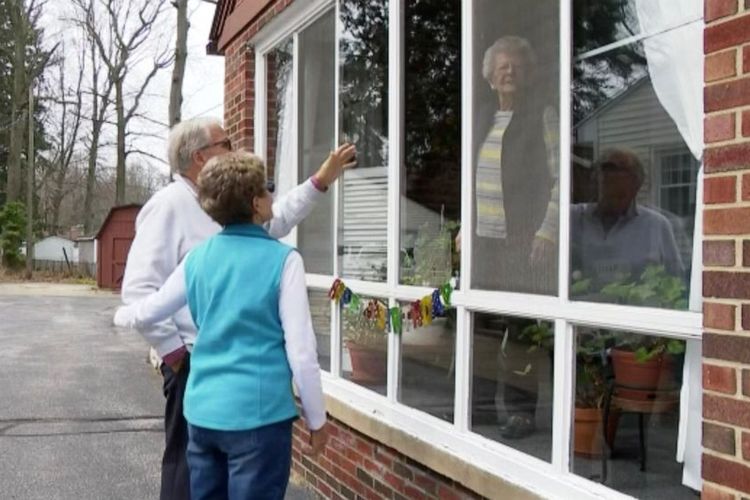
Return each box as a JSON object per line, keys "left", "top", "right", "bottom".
{"left": 0, "top": 284, "right": 315, "bottom": 500}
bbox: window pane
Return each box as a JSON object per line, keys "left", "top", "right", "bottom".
{"left": 338, "top": 0, "right": 389, "bottom": 282}
{"left": 470, "top": 1, "right": 560, "bottom": 295}
{"left": 341, "top": 296, "right": 388, "bottom": 395}
{"left": 266, "top": 39, "right": 293, "bottom": 182}
{"left": 570, "top": 40, "right": 696, "bottom": 310}
{"left": 399, "top": 0, "right": 461, "bottom": 288}
{"left": 309, "top": 289, "right": 331, "bottom": 372}
{"left": 298, "top": 11, "right": 335, "bottom": 274}
{"left": 572, "top": 327, "right": 690, "bottom": 498}
{"left": 472, "top": 312, "right": 554, "bottom": 462}
{"left": 573, "top": 0, "right": 640, "bottom": 57}
{"left": 399, "top": 302, "right": 455, "bottom": 423}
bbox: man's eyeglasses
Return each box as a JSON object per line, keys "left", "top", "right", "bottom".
{"left": 266, "top": 180, "right": 275, "bottom": 194}
{"left": 200, "top": 138, "right": 233, "bottom": 151}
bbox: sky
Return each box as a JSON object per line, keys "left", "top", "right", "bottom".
{"left": 42, "top": 0, "right": 225, "bottom": 177}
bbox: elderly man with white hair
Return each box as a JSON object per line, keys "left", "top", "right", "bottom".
{"left": 121, "top": 117, "right": 355, "bottom": 500}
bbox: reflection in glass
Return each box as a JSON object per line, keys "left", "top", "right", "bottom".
{"left": 470, "top": 2, "right": 560, "bottom": 295}
{"left": 338, "top": 0, "right": 388, "bottom": 282}
{"left": 572, "top": 0, "right": 640, "bottom": 58}
{"left": 570, "top": 41, "right": 696, "bottom": 310}
{"left": 399, "top": 302, "right": 455, "bottom": 422}
{"left": 399, "top": 0, "right": 461, "bottom": 288}
{"left": 297, "top": 11, "right": 335, "bottom": 274}
{"left": 266, "top": 39, "right": 293, "bottom": 182}
{"left": 572, "top": 327, "right": 689, "bottom": 498}
{"left": 471, "top": 312, "right": 554, "bottom": 462}
{"left": 308, "top": 289, "right": 332, "bottom": 372}
{"left": 341, "top": 296, "right": 388, "bottom": 395}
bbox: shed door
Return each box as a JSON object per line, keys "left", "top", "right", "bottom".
{"left": 112, "top": 237, "right": 132, "bottom": 289}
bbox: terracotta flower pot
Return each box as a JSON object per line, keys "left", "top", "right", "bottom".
{"left": 346, "top": 341, "right": 387, "bottom": 384}
{"left": 611, "top": 348, "right": 676, "bottom": 390}
{"left": 574, "top": 407, "right": 619, "bottom": 458}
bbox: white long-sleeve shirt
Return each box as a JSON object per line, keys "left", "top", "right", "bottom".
{"left": 121, "top": 174, "right": 323, "bottom": 358}
{"left": 115, "top": 251, "right": 327, "bottom": 430}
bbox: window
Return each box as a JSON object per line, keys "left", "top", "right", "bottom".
{"left": 253, "top": 1, "right": 703, "bottom": 497}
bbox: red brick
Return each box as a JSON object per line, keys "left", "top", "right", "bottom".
{"left": 706, "top": 175, "right": 738, "bottom": 203}
{"left": 705, "top": 77, "right": 750, "bottom": 113}
{"left": 707, "top": 112, "right": 738, "bottom": 143}
{"left": 743, "top": 431, "right": 750, "bottom": 460}
{"left": 706, "top": 50, "right": 738, "bottom": 82}
{"left": 705, "top": 15, "right": 750, "bottom": 53}
{"left": 706, "top": 0, "right": 739, "bottom": 22}
{"left": 743, "top": 304, "right": 750, "bottom": 330}
{"left": 437, "top": 483, "right": 463, "bottom": 500}
{"left": 413, "top": 471, "right": 439, "bottom": 496}
{"left": 703, "top": 484, "right": 737, "bottom": 500}
{"left": 704, "top": 143, "right": 750, "bottom": 172}
{"left": 705, "top": 207, "right": 750, "bottom": 234}
{"left": 705, "top": 302, "right": 738, "bottom": 330}
{"left": 745, "top": 241, "right": 750, "bottom": 266}
{"left": 704, "top": 421, "right": 737, "bottom": 454}
{"left": 705, "top": 240, "right": 736, "bottom": 266}
{"left": 704, "top": 271, "right": 750, "bottom": 298}
{"left": 704, "top": 453, "right": 750, "bottom": 494}
{"left": 745, "top": 45, "right": 750, "bottom": 74}
{"left": 705, "top": 393, "right": 750, "bottom": 427}
{"left": 743, "top": 174, "right": 750, "bottom": 200}
{"left": 706, "top": 333, "right": 750, "bottom": 362}
{"left": 704, "top": 363, "right": 738, "bottom": 394}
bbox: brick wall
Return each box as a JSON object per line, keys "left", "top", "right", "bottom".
{"left": 702, "top": 1, "right": 750, "bottom": 499}
{"left": 291, "top": 418, "right": 484, "bottom": 500}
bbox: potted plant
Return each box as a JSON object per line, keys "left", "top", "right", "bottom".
{"left": 574, "top": 329, "right": 618, "bottom": 457}
{"left": 572, "top": 265, "right": 687, "bottom": 392}
{"left": 342, "top": 305, "right": 388, "bottom": 384}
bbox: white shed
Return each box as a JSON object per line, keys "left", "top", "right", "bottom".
{"left": 33, "top": 236, "right": 77, "bottom": 263}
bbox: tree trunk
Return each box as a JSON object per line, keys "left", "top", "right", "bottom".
{"left": 7, "top": 2, "right": 27, "bottom": 203}
{"left": 169, "top": 0, "right": 188, "bottom": 127}
{"left": 115, "top": 78, "right": 126, "bottom": 205}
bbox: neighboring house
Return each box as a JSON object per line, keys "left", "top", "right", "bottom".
{"left": 75, "top": 236, "right": 97, "bottom": 277}
{"left": 33, "top": 236, "right": 77, "bottom": 263}
{"left": 205, "top": 1, "right": 747, "bottom": 499}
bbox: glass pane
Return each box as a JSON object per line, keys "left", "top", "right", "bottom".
{"left": 572, "top": 327, "right": 691, "bottom": 498}
{"left": 266, "top": 38, "right": 293, "bottom": 182}
{"left": 399, "top": 0, "right": 461, "bottom": 288}
{"left": 341, "top": 296, "right": 388, "bottom": 395}
{"left": 398, "top": 301, "right": 455, "bottom": 422}
{"left": 470, "top": 1, "right": 560, "bottom": 295}
{"left": 570, "top": 41, "right": 696, "bottom": 310}
{"left": 309, "top": 289, "right": 331, "bottom": 372}
{"left": 472, "top": 312, "right": 554, "bottom": 462}
{"left": 298, "top": 11, "right": 335, "bottom": 274}
{"left": 573, "top": 0, "right": 640, "bottom": 57}
{"left": 338, "top": 0, "right": 389, "bottom": 282}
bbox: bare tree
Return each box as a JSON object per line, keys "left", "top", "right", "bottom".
{"left": 169, "top": 0, "right": 188, "bottom": 127}
{"left": 73, "top": 0, "right": 171, "bottom": 206}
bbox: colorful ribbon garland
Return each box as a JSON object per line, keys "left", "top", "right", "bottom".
{"left": 328, "top": 278, "right": 454, "bottom": 336}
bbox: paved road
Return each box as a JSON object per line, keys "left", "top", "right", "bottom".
{"left": 0, "top": 284, "right": 316, "bottom": 500}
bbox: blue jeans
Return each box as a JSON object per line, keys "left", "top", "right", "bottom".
{"left": 186, "top": 419, "right": 294, "bottom": 500}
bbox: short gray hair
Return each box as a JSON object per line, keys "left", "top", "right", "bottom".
{"left": 482, "top": 36, "right": 537, "bottom": 83}
{"left": 167, "top": 117, "right": 223, "bottom": 174}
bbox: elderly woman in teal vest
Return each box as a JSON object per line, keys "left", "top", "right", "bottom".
{"left": 115, "top": 152, "right": 329, "bottom": 499}
{"left": 471, "top": 36, "right": 559, "bottom": 441}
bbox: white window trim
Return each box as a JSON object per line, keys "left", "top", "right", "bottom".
{"left": 250, "top": 1, "right": 702, "bottom": 498}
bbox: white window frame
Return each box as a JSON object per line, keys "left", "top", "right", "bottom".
{"left": 250, "top": 1, "right": 703, "bottom": 499}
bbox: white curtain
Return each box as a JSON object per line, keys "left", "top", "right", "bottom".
{"left": 634, "top": 0, "right": 704, "bottom": 490}
{"left": 275, "top": 60, "right": 296, "bottom": 201}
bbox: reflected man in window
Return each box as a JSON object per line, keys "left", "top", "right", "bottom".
{"left": 469, "top": 36, "right": 559, "bottom": 441}
{"left": 571, "top": 148, "right": 685, "bottom": 304}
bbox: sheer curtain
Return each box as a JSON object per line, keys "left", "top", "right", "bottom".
{"left": 275, "top": 59, "right": 296, "bottom": 204}
{"left": 635, "top": 0, "right": 704, "bottom": 490}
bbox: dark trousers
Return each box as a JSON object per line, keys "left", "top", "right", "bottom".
{"left": 186, "top": 419, "right": 294, "bottom": 500}
{"left": 161, "top": 355, "right": 191, "bottom": 500}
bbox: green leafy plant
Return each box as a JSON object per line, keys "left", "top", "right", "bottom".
{"left": 575, "top": 329, "right": 614, "bottom": 408}
{"left": 342, "top": 305, "right": 388, "bottom": 350}
{"left": 0, "top": 202, "right": 27, "bottom": 269}
{"left": 401, "top": 220, "right": 459, "bottom": 287}
{"left": 518, "top": 321, "right": 554, "bottom": 353}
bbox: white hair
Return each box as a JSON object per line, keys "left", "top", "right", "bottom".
{"left": 482, "top": 36, "right": 537, "bottom": 83}
{"left": 167, "top": 117, "right": 223, "bottom": 174}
